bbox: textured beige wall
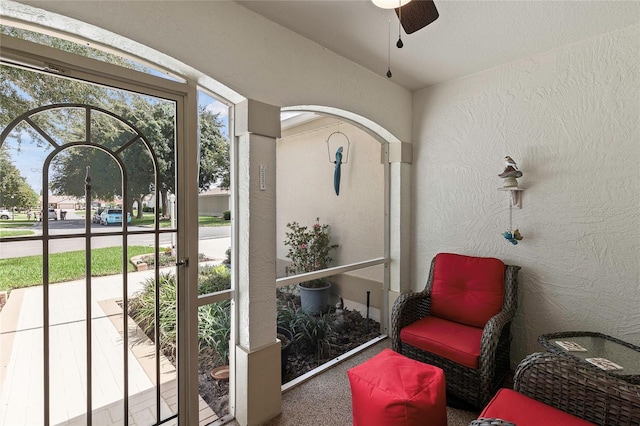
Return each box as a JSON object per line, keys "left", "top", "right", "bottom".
{"left": 412, "top": 23, "right": 640, "bottom": 365}
{"left": 276, "top": 116, "right": 385, "bottom": 288}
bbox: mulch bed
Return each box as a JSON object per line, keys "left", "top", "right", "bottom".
{"left": 283, "top": 308, "right": 381, "bottom": 383}
{"left": 199, "top": 292, "right": 381, "bottom": 419}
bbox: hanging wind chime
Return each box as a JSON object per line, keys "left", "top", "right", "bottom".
{"left": 499, "top": 156, "right": 524, "bottom": 245}
{"left": 502, "top": 202, "right": 523, "bottom": 245}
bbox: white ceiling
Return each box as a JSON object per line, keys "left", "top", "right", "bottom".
{"left": 238, "top": 0, "right": 640, "bottom": 91}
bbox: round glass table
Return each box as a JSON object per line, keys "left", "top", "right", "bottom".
{"left": 538, "top": 331, "right": 640, "bottom": 385}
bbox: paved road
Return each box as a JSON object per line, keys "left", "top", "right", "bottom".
{"left": 0, "top": 217, "right": 231, "bottom": 259}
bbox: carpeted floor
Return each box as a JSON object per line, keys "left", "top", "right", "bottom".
{"left": 259, "top": 338, "right": 480, "bottom": 426}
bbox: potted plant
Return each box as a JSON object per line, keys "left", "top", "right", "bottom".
{"left": 284, "top": 218, "right": 338, "bottom": 315}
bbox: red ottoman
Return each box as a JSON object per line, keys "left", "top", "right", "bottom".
{"left": 347, "top": 348, "right": 447, "bottom": 426}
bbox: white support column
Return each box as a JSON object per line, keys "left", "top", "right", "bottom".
{"left": 233, "top": 99, "right": 282, "bottom": 426}
{"left": 388, "top": 141, "right": 412, "bottom": 317}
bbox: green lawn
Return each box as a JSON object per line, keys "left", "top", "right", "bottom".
{"left": 198, "top": 216, "right": 230, "bottom": 227}
{"left": 0, "top": 229, "right": 34, "bottom": 237}
{"left": 0, "top": 220, "right": 36, "bottom": 236}
{"left": 0, "top": 213, "right": 229, "bottom": 292}
{"left": 0, "top": 220, "right": 34, "bottom": 229}
{"left": 0, "top": 246, "right": 154, "bottom": 292}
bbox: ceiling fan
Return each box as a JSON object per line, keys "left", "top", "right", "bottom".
{"left": 372, "top": 0, "right": 439, "bottom": 35}
{"left": 372, "top": 0, "right": 439, "bottom": 77}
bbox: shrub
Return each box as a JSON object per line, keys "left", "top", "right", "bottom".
{"left": 138, "top": 252, "right": 208, "bottom": 267}
{"left": 199, "top": 264, "right": 231, "bottom": 294}
{"left": 139, "top": 253, "right": 175, "bottom": 267}
{"left": 223, "top": 210, "right": 231, "bottom": 220}
{"left": 223, "top": 247, "right": 231, "bottom": 266}
{"left": 284, "top": 218, "right": 338, "bottom": 288}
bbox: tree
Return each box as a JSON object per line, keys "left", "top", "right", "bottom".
{"left": 118, "top": 96, "right": 174, "bottom": 217}
{"left": 199, "top": 105, "right": 230, "bottom": 191}
{"left": 0, "top": 146, "right": 39, "bottom": 209}
{"left": 1, "top": 25, "right": 230, "bottom": 215}
{"left": 49, "top": 147, "right": 122, "bottom": 200}
{"left": 0, "top": 26, "right": 136, "bottom": 131}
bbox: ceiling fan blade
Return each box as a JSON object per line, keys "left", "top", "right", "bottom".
{"left": 396, "top": 0, "right": 439, "bottom": 34}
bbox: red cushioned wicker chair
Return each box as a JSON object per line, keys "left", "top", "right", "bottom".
{"left": 391, "top": 253, "right": 521, "bottom": 409}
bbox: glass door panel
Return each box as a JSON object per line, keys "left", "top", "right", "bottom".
{"left": 0, "top": 58, "right": 182, "bottom": 425}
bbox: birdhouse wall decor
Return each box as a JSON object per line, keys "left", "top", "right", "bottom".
{"left": 499, "top": 155, "right": 522, "bottom": 188}
{"left": 498, "top": 156, "right": 524, "bottom": 245}
{"left": 326, "top": 130, "right": 350, "bottom": 196}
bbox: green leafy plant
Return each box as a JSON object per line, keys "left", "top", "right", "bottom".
{"left": 129, "top": 272, "right": 178, "bottom": 359}
{"left": 277, "top": 296, "right": 299, "bottom": 332}
{"left": 294, "top": 310, "right": 334, "bottom": 360}
{"left": 277, "top": 296, "right": 334, "bottom": 360}
{"left": 284, "top": 218, "right": 338, "bottom": 288}
{"left": 198, "top": 301, "right": 231, "bottom": 364}
{"left": 129, "top": 265, "right": 232, "bottom": 364}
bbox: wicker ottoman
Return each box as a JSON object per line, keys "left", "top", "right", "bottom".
{"left": 347, "top": 348, "right": 447, "bottom": 426}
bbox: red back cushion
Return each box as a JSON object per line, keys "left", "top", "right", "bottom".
{"left": 430, "top": 253, "right": 505, "bottom": 327}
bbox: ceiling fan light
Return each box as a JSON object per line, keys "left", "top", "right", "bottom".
{"left": 372, "top": 0, "right": 412, "bottom": 10}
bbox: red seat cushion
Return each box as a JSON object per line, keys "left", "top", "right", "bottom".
{"left": 348, "top": 349, "right": 447, "bottom": 426}
{"left": 430, "top": 253, "right": 505, "bottom": 328}
{"left": 400, "top": 316, "right": 483, "bottom": 369}
{"left": 480, "top": 388, "right": 596, "bottom": 425}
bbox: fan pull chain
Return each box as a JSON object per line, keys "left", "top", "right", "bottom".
{"left": 396, "top": 0, "right": 404, "bottom": 48}
{"left": 386, "top": 19, "right": 392, "bottom": 78}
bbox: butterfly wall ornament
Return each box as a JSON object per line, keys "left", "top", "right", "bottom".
{"left": 503, "top": 229, "right": 523, "bottom": 245}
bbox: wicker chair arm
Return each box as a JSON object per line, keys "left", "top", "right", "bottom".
{"left": 390, "top": 291, "right": 430, "bottom": 351}
{"left": 469, "top": 419, "right": 517, "bottom": 426}
{"left": 479, "top": 309, "right": 514, "bottom": 367}
{"left": 514, "top": 352, "right": 640, "bottom": 425}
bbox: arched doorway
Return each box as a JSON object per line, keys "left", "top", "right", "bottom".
{"left": 274, "top": 107, "right": 400, "bottom": 386}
